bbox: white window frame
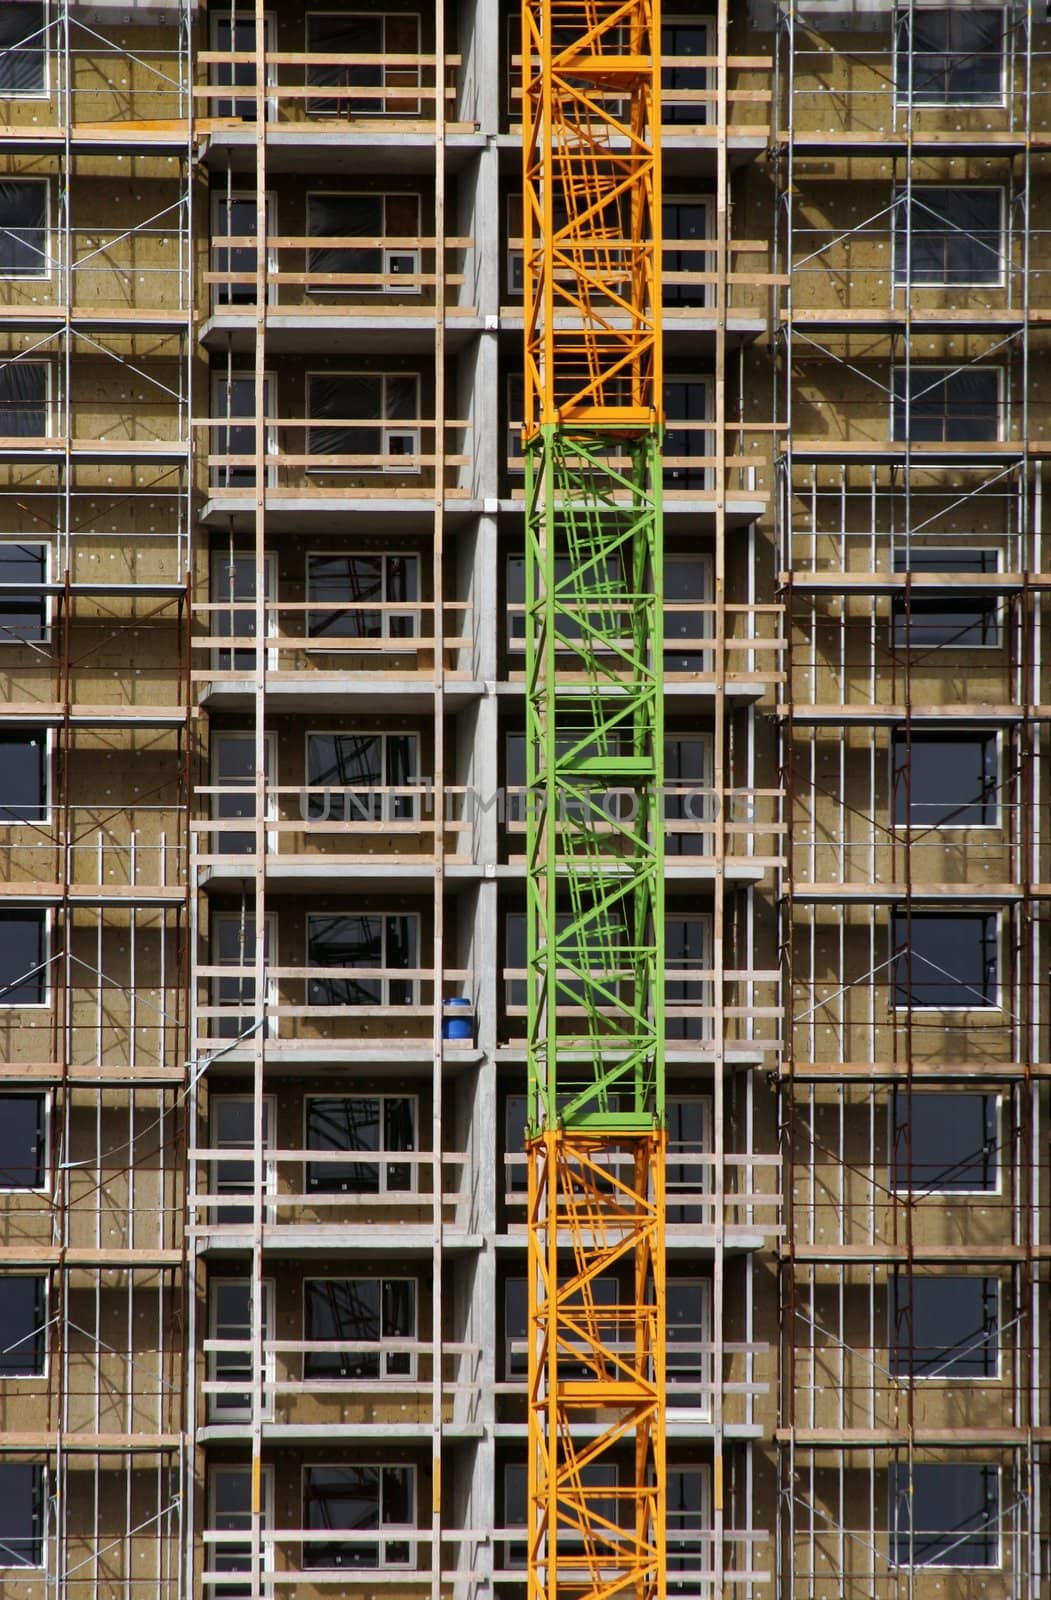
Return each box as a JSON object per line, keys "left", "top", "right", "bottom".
{"left": 306, "top": 370, "right": 421, "bottom": 474}
{"left": 0, "top": 5, "right": 49, "bottom": 101}
{"left": 0, "top": 538, "right": 50, "bottom": 647}
{"left": 210, "top": 913, "right": 279, "bottom": 1040}
{"left": 664, "top": 373, "right": 714, "bottom": 489}
{"left": 209, "top": 8, "right": 277, "bottom": 121}
{"left": 502, "top": 1460, "right": 618, "bottom": 1573}
{"left": 667, "top": 1465, "right": 713, "bottom": 1594}
{"left": 892, "top": 364, "right": 1003, "bottom": 445}
{"left": 662, "top": 14, "right": 712, "bottom": 127}
{"left": 0, "top": 908, "right": 49, "bottom": 1009}
{"left": 209, "top": 371, "right": 277, "bottom": 489}
{"left": 210, "top": 190, "right": 277, "bottom": 309}
{"left": 893, "top": 6, "right": 1007, "bottom": 111}
{"left": 0, "top": 1460, "right": 45, "bottom": 1570}
{"left": 301, "top": 1462, "right": 417, "bottom": 1569}
{"left": 890, "top": 909, "right": 1001, "bottom": 1014}
{"left": 207, "top": 1463, "right": 274, "bottom": 1596}
{"left": 893, "top": 185, "right": 1004, "bottom": 290}
{"left": 0, "top": 1090, "right": 48, "bottom": 1193}
{"left": 303, "top": 1274, "right": 418, "bottom": 1381}
{"left": 892, "top": 545, "right": 1003, "bottom": 652}
{"left": 667, "top": 1275, "right": 713, "bottom": 1419}
{"left": 889, "top": 1090, "right": 1002, "bottom": 1199}
{"left": 0, "top": 725, "right": 50, "bottom": 826}
{"left": 666, "top": 1092, "right": 714, "bottom": 1214}
{"left": 305, "top": 12, "right": 422, "bottom": 119}
{"left": 890, "top": 1274, "right": 1001, "bottom": 1384}
{"left": 0, "top": 177, "right": 49, "bottom": 281}
{"left": 209, "top": 1092, "right": 278, "bottom": 1223}
{"left": 210, "top": 730, "right": 278, "bottom": 855}
{"left": 890, "top": 1461, "right": 1002, "bottom": 1570}
{"left": 304, "top": 729, "right": 420, "bottom": 824}
{"left": 0, "top": 361, "right": 51, "bottom": 440}
{"left": 888, "top": 728, "right": 1001, "bottom": 832}
{"left": 209, "top": 549, "right": 278, "bottom": 672}
{"left": 303, "top": 1091, "right": 419, "bottom": 1196}
{"left": 207, "top": 1276, "right": 274, "bottom": 1421}
{"left": 665, "top": 911, "right": 714, "bottom": 1037}
{"left": 305, "top": 549, "right": 421, "bottom": 644}
{"left": 662, "top": 193, "right": 713, "bottom": 308}
{"left": 306, "top": 191, "right": 421, "bottom": 296}
{"left": 0, "top": 1272, "right": 48, "bottom": 1380}
{"left": 305, "top": 911, "right": 421, "bottom": 1008}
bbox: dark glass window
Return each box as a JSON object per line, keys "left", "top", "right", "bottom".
{"left": 0, "top": 542, "right": 45, "bottom": 644}
{"left": 662, "top": 18, "right": 709, "bottom": 125}
{"left": 0, "top": 182, "right": 46, "bottom": 277}
{"left": 210, "top": 1096, "right": 273, "bottom": 1224}
{"left": 209, "top": 1467, "right": 270, "bottom": 1600}
{"left": 306, "top": 733, "right": 417, "bottom": 822}
{"left": 0, "top": 365, "right": 46, "bottom": 436}
{"left": 665, "top": 736, "right": 712, "bottom": 856}
{"left": 306, "top": 14, "right": 421, "bottom": 118}
{"left": 890, "top": 1275, "right": 998, "bottom": 1380}
{"left": 213, "top": 914, "right": 270, "bottom": 1039}
{"left": 211, "top": 374, "right": 268, "bottom": 491}
{"left": 307, "top": 372, "right": 419, "bottom": 466}
{"left": 0, "top": 6, "right": 45, "bottom": 96}
{"left": 666, "top": 1097, "right": 710, "bottom": 1223}
{"left": 890, "top": 1462, "right": 999, "bottom": 1567}
{"left": 305, "top": 1095, "right": 416, "bottom": 1194}
{"left": 0, "top": 1276, "right": 45, "bottom": 1377}
{"left": 304, "top": 1277, "right": 415, "bottom": 1379}
{"left": 303, "top": 1464, "right": 414, "bottom": 1568}
{"left": 666, "top": 916, "right": 710, "bottom": 1041}
{"left": 0, "top": 1094, "right": 45, "bottom": 1189}
{"left": 0, "top": 1462, "right": 44, "bottom": 1566}
{"left": 504, "top": 1093, "right": 528, "bottom": 1196}
{"left": 896, "top": 188, "right": 1001, "bottom": 286}
{"left": 306, "top": 552, "right": 419, "bottom": 641}
{"left": 208, "top": 1281, "right": 269, "bottom": 1416}
{"left": 892, "top": 732, "right": 997, "bottom": 827}
{"left": 664, "top": 379, "right": 710, "bottom": 489}
{"left": 307, "top": 193, "right": 420, "bottom": 292}
{"left": 662, "top": 198, "right": 710, "bottom": 307}
{"left": 0, "top": 912, "right": 45, "bottom": 1005}
{"left": 213, "top": 195, "right": 260, "bottom": 307}
{"left": 892, "top": 367, "right": 999, "bottom": 443}
{"left": 897, "top": 10, "right": 1003, "bottom": 106}
{"left": 892, "top": 911, "right": 997, "bottom": 1008}
{"left": 891, "top": 1091, "right": 998, "bottom": 1193}
{"left": 892, "top": 547, "right": 1000, "bottom": 647}
{"left": 0, "top": 732, "right": 45, "bottom": 822}
{"left": 306, "top": 913, "right": 417, "bottom": 1006}
{"left": 211, "top": 10, "right": 264, "bottom": 120}
{"left": 668, "top": 1470, "right": 709, "bottom": 1597}
{"left": 503, "top": 1462, "right": 617, "bottom": 1570}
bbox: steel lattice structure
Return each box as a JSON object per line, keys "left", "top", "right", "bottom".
{"left": 522, "top": 7, "right": 666, "bottom": 1600}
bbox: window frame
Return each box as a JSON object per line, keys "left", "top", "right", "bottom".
{"left": 306, "top": 369, "right": 421, "bottom": 473}
{"left": 501, "top": 1459, "right": 618, "bottom": 1572}
{"left": 0, "top": 360, "right": 50, "bottom": 440}
{"left": 667, "top": 1465, "right": 713, "bottom": 1598}
{"left": 303, "top": 1274, "right": 418, "bottom": 1381}
{"left": 210, "top": 911, "right": 278, "bottom": 1041}
{"left": 893, "top": 184, "right": 1004, "bottom": 289}
{"left": 891, "top": 909, "right": 1000, "bottom": 1012}
{"left": 304, "top": 728, "right": 420, "bottom": 824}
{"left": 890, "top": 728, "right": 1000, "bottom": 831}
{"left": 0, "top": 1091, "right": 48, "bottom": 1192}
{"left": 890, "top": 1090, "right": 1001, "bottom": 1198}
{"left": 305, "top": 549, "right": 421, "bottom": 643}
{"left": 0, "top": 727, "right": 49, "bottom": 825}
{"left": 0, "top": 5, "right": 48, "bottom": 101}
{"left": 892, "top": 545, "right": 1003, "bottom": 650}
{"left": 0, "top": 1273, "right": 47, "bottom": 1380}
{"left": 0, "top": 177, "right": 49, "bottom": 280}
{"left": 666, "top": 1274, "right": 713, "bottom": 1418}
{"left": 208, "top": 1092, "right": 277, "bottom": 1225}
{"left": 889, "top": 1461, "right": 1001, "bottom": 1569}
{"left": 209, "top": 729, "right": 277, "bottom": 856}
{"left": 210, "top": 189, "right": 277, "bottom": 309}
{"left": 894, "top": 7, "right": 1006, "bottom": 110}
{"left": 0, "top": 1460, "right": 45, "bottom": 1570}
{"left": 306, "top": 190, "right": 422, "bottom": 296}
{"left": 301, "top": 1461, "right": 417, "bottom": 1569}
{"left": 209, "top": 370, "right": 277, "bottom": 490}
{"left": 891, "top": 363, "right": 1002, "bottom": 444}
{"left": 303, "top": 1092, "right": 419, "bottom": 1196}
{"left": 662, "top": 193, "right": 713, "bottom": 308}
{"left": 207, "top": 1276, "right": 274, "bottom": 1421}
{"left": 0, "top": 539, "right": 49, "bottom": 646}
{"left": 661, "top": 14, "right": 712, "bottom": 127}
{"left": 306, "top": 911, "right": 420, "bottom": 1008}
{"left": 304, "top": 12, "right": 423, "bottom": 120}
{"left": 889, "top": 1273, "right": 1000, "bottom": 1383}
{"left": 207, "top": 1462, "right": 274, "bottom": 1600}
{"left": 0, "top": 909, "right": 48, "bottom": 1008}
{"left": 663, "top": 373, "right": 714, "bottom": 489}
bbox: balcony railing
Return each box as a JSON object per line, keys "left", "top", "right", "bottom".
{"left": 195, "top": 968, "right": 472, "bottom": 1049}
{"left": 207, "top": 232, "right": 473, "bottom": 313}
{"left": 202, "top": 416, "right": 470, "bottom": 496}
{"left": 0, "top": 806, "right": 185, "bottom": 891}
{"left": 197, "top": 50, "right": 464, "bottom": 127}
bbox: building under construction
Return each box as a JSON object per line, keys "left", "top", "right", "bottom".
{"left": 0, "top": 3, "right": 1044, "bottom": 1599}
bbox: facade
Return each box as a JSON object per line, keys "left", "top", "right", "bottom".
{"left": 0, "top": 4, "right": 1041, "bottom": 1600}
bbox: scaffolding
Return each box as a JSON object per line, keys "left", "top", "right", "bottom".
{"left": 774, "top": 4, "right": 1049, "bottom": 1596}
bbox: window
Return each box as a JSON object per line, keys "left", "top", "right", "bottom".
{"left": 502, "top": 1461, "right": 617, "bottom": 1571}
{"left": 307, "top": 372, "right": 420, "bottom": 470}
{"left": 209, "top": 1466, "right": 272, "bottom": 1600}
{"left": 890, "top": 1275, "right": 998, "bottom": 1380}
{"left": 0, "top": 542, "right": 46, "bottom": 644}
{"left": 666, "top": 915, "right": 712, "bottom": 1040}
{"left": 666, "top": 1096, "right": 712, "bottom": 1222}
{"left": 891, "top": 1091, "right": 999, "bottom": 1194}
{"left": 212, "top": 192, "right": 274, "bottom": 307}
{"left": 505, "top": 191, "right": 570, "bottom": 299}
{"left": 668, "top": 1468, "right": 712, "bottom": 1599}
{"left": 896, "top": 9, "right": 1003, "bottom": 106}
{"left": 662, "top": 17, "right": 709, "bottom": 125}
{"left": 503, "top": 1271, "right": 618, "bottom": 1385}
{"left": 895, "top": 188, "right": 1001, "bottom": 287}
{"left": 210, "top": 731, "right": 274, "bottom": 857}
{"left": 0, "top": 362, "right": 46, "bottom": 435}
{"left": 306, "top": 13, "right": 421, "bottom": 118}
{"left": 663, "top": 196, "right": 711, "bottom": 306}
{"left": 506, "top": 371, "right": 524, "bottom": 472}
{"left": 0, "top": 181, "right": 46, "bottom": 277}
{"left": 208, "top": 1279, "right": 273, "bottom": 1419}
{"left": 665, "top": 735, "right": 713, "bottom": 855}
{"left": 210, "top": 8, "right": 274, "bottom": 120}
{"left": 0, "top": 5, "right": 45, "bottom": 97}
{"left": 664, "top": 554, "right": 712, "bottom": 671}
{"left": 0, "top": 1276, "right": 45, "bottom": 1377}
{"left": 307, "top": 192, "right": 420, "bottom": 294}
{"left": 212, "top": 913, "right": 273, "bottom": 1039}
{"left": 503, "top": 1276, "right": 528, "bottom": 1380}
{"left": 303, "top": 1464, "right": 415, "bottom": 1568}
{"left": 0, "top": 1462, "right": 44, "bottom": 1567}
{"left": 210, "top": 372, "right": 275, "bottom": 490}
{"left": 0, "top": 1093, "right": 45, "bottom": 1189}
{"left": 211, "top": 551, "right": 275, "bottom": 672}
{"left": 307, "top": 913, "right": 418, "bottom": 1006}
{"left": 0, "top": 911, "right": 46, "bottom": 1005}
{"left": 505, "top": 549, "right": 628, "bottom": 651}
{"left": 209, "top": 1095, "right": 275, "bottom": 1225}
{"left": 892, "top": 911, "right": 997, "bottom": 1009}
{"left": 504, "top": 1092, "right": 528, "bottom": 1197}
{"left": 306, "top": 732, "right": 418, "bottom": 822}
{"left": 0, "top": 732, "right": 45, "bottom": 823}
{"left": 892, "top": 731, "right": 997, "bottom": 828}
{"left": 892, "top": 366, "right": 999, "bottom": 443}
{"left": 892, "top": 547, "right": 1001, "bottom": 648}
{"left": 306, "top": 552, "right": 419, "bottom": 642}
{"left": 667, "top": 1277, "right": 712, "bottom": 1414}
{"left": 305, "top": 1094, "right": 416, "bottom": 1194}
{"left": 890, "top": 1462, "right": 999, "bottom": 1567}
{"left": 665, "top": 378, "right": 711, "bottom": 489}
{"left": 304, "top": 1277, "right": 416, "bottom": 1379}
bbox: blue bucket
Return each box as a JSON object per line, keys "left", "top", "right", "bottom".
{"left": 443, "top": 997, "right": 473, "bottom": 1041}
